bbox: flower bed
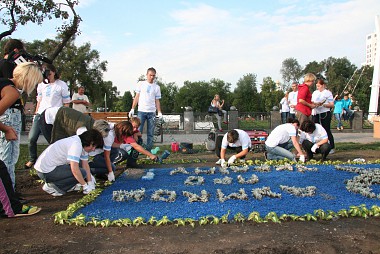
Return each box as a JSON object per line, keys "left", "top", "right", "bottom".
{"left": 56, "top": 163, "right": 380, "bottom": 227}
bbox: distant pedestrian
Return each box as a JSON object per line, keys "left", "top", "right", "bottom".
{"left": 333, "top": 95, "right": 344, "bottom": 131}
{"left": 280, "top": 92, "right": 290, "bottom": 124}
{"left": 72, "top": 86, "right": 91, "bottom": 113}
{"left": 288, "top": 82, "right": 298, "bottom": 119}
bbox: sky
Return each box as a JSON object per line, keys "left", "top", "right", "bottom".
{"left": 7, "top": 0, "right": 380, "bottom": 95}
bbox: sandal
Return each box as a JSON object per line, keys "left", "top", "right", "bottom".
{"left": 24, "top": 162, "right": 34, "bottom": 169}
{"left": 14, "top": 205, "right": 41, "bottom": 217}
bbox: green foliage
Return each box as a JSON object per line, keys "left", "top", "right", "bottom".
{"left": 260, "top": 77, "right": 284, "bottom": 112}
{"left": 280, "top": 58, "right": 303, "bottom": 89}
{"left": 232, "top": 73, "right": 260, "bottom": 112}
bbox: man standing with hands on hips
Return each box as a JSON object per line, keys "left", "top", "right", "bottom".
{"left": 129, "top": 67, "right": 162, "bottom": 152}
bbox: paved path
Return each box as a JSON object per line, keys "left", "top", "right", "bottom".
{"left": 20, "top": 132, "right": 377, "bottom": 145}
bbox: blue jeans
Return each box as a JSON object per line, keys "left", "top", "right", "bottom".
{"left": 0, "top": 108, "right": 22, "bottom": 187}
{"left": 137, "top": 111, "right": 156, "bottom": 151}
{"left": 281, "top": 112, "right": 290, "bottom": 124}
{"left": 28, "top": 114, "right": 42, "bottom": 163}
{"left": 89, "top": 149, "right": 118, "bottom": 177}
{"left": 265, "top": 139, "right": 295, "bottom": 161}
{"left": 343, "top": 108, "right": 354, "bottom": 121}
{"left": 37, "top": 165, "right": 87, "bottom": 194}
{"left": 334, "top": 113, "right": 342, "bottom": 128}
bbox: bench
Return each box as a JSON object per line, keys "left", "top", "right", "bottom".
{"left": 85, "top": 112, "right": 163, "bottom": 143}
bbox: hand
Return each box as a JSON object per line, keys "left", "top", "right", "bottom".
{"left": 82, "top": 183, "right": 93, "bottom": 194}
{"left": 227, "top": 155, "right": 236, "bottom": 166}
{"left": 107, "top": 172, "right": 115, "bottom": 182}
{"left": 120, "top": 143, "right": 132, "bottom": 152}
{"left": 311, "top": 144, "right": 319, "bottom": 153}
{"left": 157, "top": 112, "right": 163, "bottom": 119}
{"left": 4, "top": 127, "right": 17, "bottom": 141}
{"left": 150, "top": 155, "right": 157, "bottom": 161}
{"left": 128, "top": 109, "right": 135, "bottom": 118}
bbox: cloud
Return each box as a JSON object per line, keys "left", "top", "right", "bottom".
{"left": 104, "top": 0, "right": 380, "bottom": 95}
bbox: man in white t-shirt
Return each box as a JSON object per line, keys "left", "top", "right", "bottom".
{"left": 34, "top": 129, "right": 104, "bottom": 196}
{"left": 72, "top": 86, "right": 90, "bottom": 113}
{"left": 215, "top": 129, "right": 252, "bottom": 166}
{"left": 299, "top": 119, "right": 331, "bottom": 161}
{"left": 265, "top": 118, "right": 304, "bottom": 161}
{"left": 128, "top": 67, "right": 162, "bottom": 151}
{"left": 288, "top": 82, "right": 298, "bottom": 119}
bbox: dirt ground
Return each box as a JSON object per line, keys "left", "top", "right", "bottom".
{"left": 1, "top": 150, "right": 380, "bottom": 254}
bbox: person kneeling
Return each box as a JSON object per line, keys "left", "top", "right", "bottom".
{"left": 299, "top": 120, "right": 331, "bottom": 161}
{"left": 215, "top": 129, "right": 251, "bottom": 166}
{"left": 34, "top": 130, "right": 104, "bottom": 196}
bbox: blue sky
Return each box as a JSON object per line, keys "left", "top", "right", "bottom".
{"left": 8, "top": 0, "right": 380, "bottom": 94}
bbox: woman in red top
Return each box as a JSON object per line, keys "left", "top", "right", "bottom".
{"left": 295, "top": 73, "right": 317, "bottom": 126}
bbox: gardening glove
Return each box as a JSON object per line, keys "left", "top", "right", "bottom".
{"left": 120, "top": 143, "right": 132, "bottom": 152}
{"left": 128, "top": 109, "right": 135, "bottom": 118}
{"left": 82, "top": 183, "right": 93, "bottom": 194}
{"left": 107, "top": 171, "right": 115, "bottom": 182}
{"left": 311, "top": 144, "right": 319, "bottom": 153}
{"left": 227, "top": 155, "right": 237, "bottom": 166}
{"left": 157, "top": 112, "right": 163, "bottom": 119}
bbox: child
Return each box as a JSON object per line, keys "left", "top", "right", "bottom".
{"left": 113, "top": 121, "right": 157, "bottom": 168}
{"left": 130, "top": 116, "right": 143, "bottom": 144}
{"left": 333, "top": 95, "right": 344, "bottom": 131}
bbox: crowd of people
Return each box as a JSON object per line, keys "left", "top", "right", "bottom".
{"left": 0, "top": 38, "right": 357, "bottom": 218}
{"left": 0, "top": 39, "right": 162, "bottom": 217}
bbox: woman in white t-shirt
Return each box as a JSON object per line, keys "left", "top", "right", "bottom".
{"left": 311, "top": 79, "right": 335, "bottom": 153}
{"left": 34, "top": 130, "right": 104, "bottom": 196}
{"left": 299, "top": 120, "right": 331, "bottom": 161}
{"left": 264, "top": 118, "right": 304, "bottom": 161}
{"left": 25, "top": 64, "right": 71, "bottom": 169}
{"left": 211, "top": 94, "right": 228, "bottom": 132}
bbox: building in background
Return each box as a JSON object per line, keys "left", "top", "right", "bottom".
{"left": 365, "top": 32, "right": 377, "bottom": 66}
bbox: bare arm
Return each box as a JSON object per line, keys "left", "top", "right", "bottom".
{"left": 131, "top": 93, "right": 140, "bottom": 110}
{"left": 155, "top": 99, "right": 162, "bottom": 114}
{"left": 103, "top": 150, "right": 113, "bottom": 173}
{"left": 291, "top": 136, "right": 304, "bottom": 156}
{"left": 70, "top": 161, "right": 87, "bottom": 185}
{"left": 130, "top": 142, "right": 157, "bottom": 160}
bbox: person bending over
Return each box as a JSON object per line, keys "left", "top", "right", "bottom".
{"left": 215, "top": 129, "right": 251, "bottom": 167}
{"left": 264, "top": 118, "right": 304, "bottom": 161}
{"left": 299, "top": 119, "right": 331, "bottom": 161}
{"left": 34, "top": 129, "right": 104, "bottom": 196}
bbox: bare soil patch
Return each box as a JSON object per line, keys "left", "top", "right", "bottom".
{"left": 1, "top": 150, "right": 380, "bottom": 254}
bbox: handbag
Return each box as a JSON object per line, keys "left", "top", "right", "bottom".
{"left": 208, "top": 106, "right": 219, "bottom": 114}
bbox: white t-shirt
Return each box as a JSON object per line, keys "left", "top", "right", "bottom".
{"left": 280, "top": 97, "right": 290, "bottom": 112}
{"left": 299, "top": 123, "right": 328, "bottom": 144}
{"left": 44, "top": 106, "right": 60, "bottom": 124}
{"left": 135, "top": 81, "right": 161, "bottom": 112}
{"left": 72, "top": 93, "right": 89, "bottom": 113}
{"left": 265, "top": 123, "right": 297, "bottom": 147}
{"left": 34, "top": 135, "right": 88, "bottom": 174}
{"left": 221, "top": 129, "right": 251, "bottom": 150}
{"left": 288, "top": 91, "right": 298, "bottom": 114}
{"left": 312, "top": 89, "right": 333, "bottom": 114}
{"left": 36, "top": 80, "right": 71, "bottom": 114}
{"left": 89, "top": 123, "right": 115, "bottom": 156}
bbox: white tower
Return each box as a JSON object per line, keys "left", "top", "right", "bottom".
{"left": 368, "top": 15, "right": 380, "bottom": 118}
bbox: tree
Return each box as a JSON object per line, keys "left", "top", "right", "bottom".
{"left": 1, "top": 0, "right": 81, "bottom": 63}
{"left": 260, "top": 77, "right": 284, "bottom": 112}
{"left": 232, "top": 73, "right": 260, "bottom": 112}
{"left": 303, "top": 61, "right": 325, "bottom": 79}
{"left": 323, "top": 57, "right": 357, "bottom": 95}
{"left": 280, "top": 58, "right": 303, "bottom": 90}
{"left": 113, "top": 91, "right": 133, "bottom": 112}
{"left": 158, "top": 81, "right": 179, "bottom": 113}
{"left": 175, "top": 81, "right": 212, "bottom": 112}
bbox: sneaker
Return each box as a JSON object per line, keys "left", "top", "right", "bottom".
{"left": 215, "top": 159, "right": 223, "bottom": 165}
{"left": 42, "top": 183, "right": 63, "bottom": 197}
{"left": 329, "top": 149, "right": 335, "bottom": 154}
{"left": 14, "top": 205, "right": 41, "bottom": 217}
{"left": 67, "top": 183, "right": 82, "bottom": 192}
{"left": 340, "top": 126, "right": 344, "bottom": 130}
{"left": 337, "top": 127, "right": 340, "bottom": 131}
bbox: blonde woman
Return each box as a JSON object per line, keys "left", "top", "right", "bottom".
{"left": 0, "top": 62, "right": 43, "bottom": 187}
{"left": 211, "top": 94, "right": 228, "bottom": 132}
{"left": 0, "top": 62, "right": 43, "bottom": 217}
